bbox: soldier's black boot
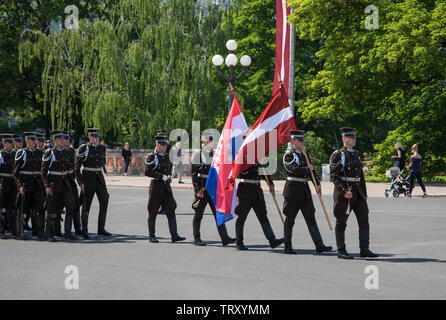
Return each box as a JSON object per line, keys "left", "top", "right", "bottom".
{"left": 64, "top": 215, "right": 78, "bottom": 240}
{"left": 97, "top": 211, "right": 111, "bottom": 236}
{"left": 81, "top": 210, "right": 89, "bottom": 240}
{"left": 0, "top": 211, "right": 8, "bottom": 239}
{"left": 168, "top": 217, "right": 186, "bottom": 243}
{"left": 235, "top": 223, "right": 248, "bottom": 251}
{"left": 24, "top": 214, "right": 32, "bottom": 232}
{"left": 147, "top": 219, "right": 159, "bottom": 243}
{"left": 308, "top": 224, "right": 333, "bottom": 254}
{"left": 336, "top": 229, "right": 353, "bottom": 259}
{"left": 283, "top": 226, "right": 296, "bottom": 254}
{"left": 193, "top": 220, "right": 205, "bottom": 246}
{"left": 45, "top": 214, "right": 57, "bottom": 242}
{"left": 359, "top": 228, "right": 379, "bottom": 258}
{"left": 261, "top": 222, "right": 284, "bottom": 249}
{"left": 73, "top": 209, "right": 82, "bottom": 236}
{"left": 217, "top": 223, "right": 235, "bottom": 246}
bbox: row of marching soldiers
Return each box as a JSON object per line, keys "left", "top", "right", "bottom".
{"left": 147, "top": 128, "right": 379, "bottom": 258}
{"left": 0, "top": 129, "right": 110, "bottom": 241}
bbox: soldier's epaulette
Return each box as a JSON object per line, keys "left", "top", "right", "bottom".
{"left": 144, "top": 153, "right": 156, "bottom": 165}
{"left": 42, "top": 149, "right": 53, "bottom": 162}
{"left": 76, "top": 144, "right": 88, "bottom": 157}
{"left": 15, "top": 149, "right": 25, "bottom": 161}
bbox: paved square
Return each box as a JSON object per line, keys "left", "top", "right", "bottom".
{"left": 1, "top": 187, "right": 445, "bottom": 299}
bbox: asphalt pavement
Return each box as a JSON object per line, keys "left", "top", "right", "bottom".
{"left": 0, "top": 187, "right": 445, "bottom": 299}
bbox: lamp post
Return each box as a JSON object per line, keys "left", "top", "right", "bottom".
{"left": 212, "top": 40, "right": 251, "bottom": 112}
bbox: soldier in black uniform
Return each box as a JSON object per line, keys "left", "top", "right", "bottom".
{"left": 233, "top": 163, "right": 284, "bottom": 251}
{"left": 282, "top": 130, "right": 332, "bottom": 254}
{"left": 0, "top": 134, "right": 16, "bottom": 239}
{"left": 191, "top": 134, "right": 235, "bottom": 246}
{"left": 13, "top": 134, "right": 33, "bottom": 232}
{"left": 330, "top": 128, "right": 379, "bottom": 259}
{"left": 13, "top": 132, "right": 45, "bottom": 240}
{"left": 75, "top": 128, "right": 111, "bottom": 239}
{"left": 41, "top": 131, "right": 78, "bottom": 241}
{"left": 145, "top": 131, "right": 186, "bottom": 243}
{"left": 64, "top": 132, "right": 82, "bottom": 236}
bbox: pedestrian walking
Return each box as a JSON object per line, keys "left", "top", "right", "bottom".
{"left": 406, "top": 144, "right": 428, "bottom": 198}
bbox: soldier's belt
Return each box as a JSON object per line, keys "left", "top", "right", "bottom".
{"left": 240, "top": 179, "right": 260, "bottom": 184}
{"left": 48, "top": 171, "right": 67, "bottom": 176}
{"left": 19, "top": 171, "right": 41, "bottom": 175}
{"left": 0, "top": 173, "right": 13, "bottom": 178}
{"left": 341, "top": 177, "right": 362, "bottom": 182}
{"left": 287, "top": 177, "right": 308, "bottom": 183}
{"left": 198, "top": 173, "right": 208, "bottom": 178}
{"left": 83, "top": 167, "right": 102, "bottom": 172}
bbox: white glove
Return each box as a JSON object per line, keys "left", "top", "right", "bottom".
{"left": 162, "top": 175, "right": 171, "bottom": 182}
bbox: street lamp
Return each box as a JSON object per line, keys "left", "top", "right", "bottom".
{"left": 212, "top": 39, "right": 251, "bottom": 112}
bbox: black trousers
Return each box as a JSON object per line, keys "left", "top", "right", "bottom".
{"left": 0, "top": 180, "right": 16, "bottom": 234}
{"left": 333, "top": 195, "right": 369, "bottom": 232}
{"left": 147, "top": 190, "right": 176, "bottom": 220}
{"left": 283, "top": 197, "right": 317, "bottom": 229}
{"left": 234, "top": 197, "right": 270, "bottom": 228}
{"left": 84, "top": 180, "right": 109, "bottom": 232}
{"left": 192, "top": 190, "right": 217, "bottom": 222}
{"left": 46, "top": 180, "right": 76, "bottom": 221}
{"left": 17, "top": 182, "right": 45, "bottom": 236}
{"left": 408, "top": 172, "right": 426, "bottom": 193}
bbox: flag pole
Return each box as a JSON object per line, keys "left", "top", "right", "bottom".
{"left": 261, "top": 167, "right": 285, "bottom": 225}
{"left": 288, "top": 6, "right": 295, "bottom": 150}
{"left": 301, "top": 147, "right": 333, "bottom": 230}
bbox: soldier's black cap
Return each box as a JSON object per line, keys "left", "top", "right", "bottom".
{"left": 36, "top": 133, "right": 45, "bottom": 142}
{"left": 13, "top": 134, "right": 23, "bottom": 142}
{"left": 290, "top": 130, "right": 305, "bottom": 141}
{"left": 155, "top": 130, "right": 168, "bottom": 145}
{"left": 87, "top": 128, "right": 100, "bottom": 137}
{"left": 340, "top": 127, "right": 357, "bottom": 138}
{"left": 62, "top": 131, "right": 71, "bottom": 139}
{"left": 1, "top": 134, "right": 14, "bottom": 143}
{"left": 51, "top": 130, "right": 65, "bottom": 138}
{"left": 24, "top": 132, "right": 37, "bottom": 140}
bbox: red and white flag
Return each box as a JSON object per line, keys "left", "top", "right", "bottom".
{"left": 273, "top": 0, "right": 291, "bottom": 96}
{"left": 229, "top": 85, "right": 297, "bottom": 182}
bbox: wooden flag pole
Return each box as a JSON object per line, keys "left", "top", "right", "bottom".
{"left": 261, "top": 167, "right": 285, "bottom": 225}
{"left": 301, "top": 147, "right": 333, "bottom": 231}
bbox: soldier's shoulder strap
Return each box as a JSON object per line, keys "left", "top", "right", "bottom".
{"left": 330, "top": 149, "right": 345, "bottom": 168}
{"left": 76, "top": 144, "right": 89, "bottom": 158}
{"left": 15, "top": 148, "right": 25, "bottom": 161}
{"left": 144, "top": 153, "right": 158, "bottom": 168}
{"left": 42, "top": 149, "right": 54, "bottom": 162}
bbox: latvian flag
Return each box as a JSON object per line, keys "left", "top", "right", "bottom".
{"left": 229, "top": 85, "right": 297, "bottom": 182}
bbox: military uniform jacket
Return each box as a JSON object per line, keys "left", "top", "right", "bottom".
{"left": 0, "top": 149, "right": 15, "bottom": 191}
{"left": 41, "top": 147, "right": 72, "bottom": 190}
{"left": 283, "top": 150, "right": 320, "bottom": 200}
{"left": 13, "top": 148, "right": 44, "bottom": 191}
{"left": 144, "top": 150, "right": 173, "bottom": 195}
{"left": 237, "top": 164, "right": 274, "bottom": 200}
{"left": 191, "top": 148, "right": 213, "bottom": 194}
{"left": 330, "top": 147, "right": 367, "bottom": 201}
{"left": 74, "top": 143, "right": 106, "bottom": 186}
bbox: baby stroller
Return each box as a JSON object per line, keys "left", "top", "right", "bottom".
{"left": 384, "top": 167, "right": 411, "bottom": 198}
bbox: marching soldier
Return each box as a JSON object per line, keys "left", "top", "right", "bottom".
{"left": 191, "top": 134, "right": 235, "bottom": 246}
{"left": 0, "top": 134, "right": 16, "bottom": 239}
{"left": 282, "top": 130, "right": 332, "bottom": 254}
{"left": 13, "top": 132, "right": 45, "bottom": 240}
{"left": 234, "top": 163, "right": 284, "bottom": 251}
{"left": 64, "top": 132, "right": 82, "bottom": 236}
{"left": 41, "top": 131, "right": 78, "bottom": 241}
{"left": 330, "top": 128, "right": 379, "bottom": 259}
{"left": 13, "top": 134, "right": 32, "bottom": 232}
{"left": 75, "top": 128, "right": 111, "bottom": 239}
{"left": 144, "top": 131, "right": 185, "bottom": 243}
